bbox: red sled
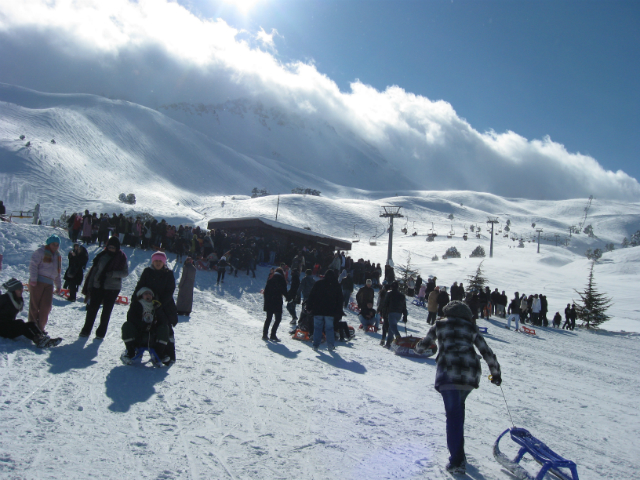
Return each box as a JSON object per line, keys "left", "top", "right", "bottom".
{"left": 291, "top": 329, "right": 326, "bottom": 343}
{"left": 390, "top": 336, "right": 437, "bottom": 358}
{"left": 358, "top": 324, "right": 378, "bottom": 332}
{"left": 57, "top": 288, "right": 70, "bottom": 299}
{"left": 348, "top": 302, "right": 361, "bottom": 314}
{"left": 116, "top": 295, "right": 129, "bottom": 306}
{"left": 521, "top": 325, "right": 536, "bottom": 335}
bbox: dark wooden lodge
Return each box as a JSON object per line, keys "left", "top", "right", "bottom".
{"left": 207, "top": 217, "right": 351, "bottom": 252}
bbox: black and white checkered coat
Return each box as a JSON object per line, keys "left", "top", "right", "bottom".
{"left": 419, "top": 301, "right": 501, "bottom": 391}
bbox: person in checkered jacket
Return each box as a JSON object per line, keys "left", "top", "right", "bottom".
{"left": 415, "top": 300, "right": 502, "bottom": 475}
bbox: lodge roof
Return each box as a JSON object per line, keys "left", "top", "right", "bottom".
{"left": 207, "top": 217, "right": 351, "bottom": 250}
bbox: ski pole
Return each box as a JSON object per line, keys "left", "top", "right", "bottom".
{"left": 489, "top": 375, "right": 515, "bottom": 429}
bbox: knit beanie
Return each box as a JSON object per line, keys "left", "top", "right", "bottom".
{"left": 2, "top": 278, "right": 23, "bottom": 292}
{"left": 106, "top": 236, "right": 121, "bottom": 251}
{"left": 45, "top": 234, "right": 61, "bottom": 245}
{"left": 151, "top": 251, "right": 167, "bottom": 265}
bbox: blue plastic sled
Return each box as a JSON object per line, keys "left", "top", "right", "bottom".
{"left": 494, "top": 427, "right": 579, "bottom": 480}
{"left": 131, "top": 347, "right": 165, "bottom": 367}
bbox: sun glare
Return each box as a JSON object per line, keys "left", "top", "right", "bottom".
{"left": 223, "top": 0, "right": 262, "bottom": 15}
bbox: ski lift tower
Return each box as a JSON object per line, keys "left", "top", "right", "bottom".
{"left": 380, "top": 206, "right": 403, "bottom": 266}
{"left": 486, "top": 217, "right": 500, "bottom": 258}
{"left": 536, "top": 228, "right": 544, "bottom": 253}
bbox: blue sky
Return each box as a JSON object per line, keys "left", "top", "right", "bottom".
{"left": 0, "top": 0, "right": 639, "bottom": 199}
{"left": 184, "top": 0, "right": 640, "bottom": 181}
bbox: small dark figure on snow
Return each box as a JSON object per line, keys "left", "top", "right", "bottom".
{"left": 552, "top": 312, "right": 562, "bottom": 328}
{"left": 63, "top": 243, "right": 88, "bottom": 302}
{"left": 176, "top": 257, "right": 196, "bottom": 316}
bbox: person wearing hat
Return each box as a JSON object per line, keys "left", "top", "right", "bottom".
{"left": 79, "top": 236, "right": 129, "bottom": 338}
{"left": 28, "top": 234, "right": 62, "bottom": 332}
{"left": 0, "top": 278, "right": 61, "bottom": 347}
{"left": 131, "top": 251, "right": 178, "bottom": 361}
{"left": 415, "top": 301, "right": 502, "bottom": 475}
{"left": 120, "top": 287, "right": 171, "bottom": 365}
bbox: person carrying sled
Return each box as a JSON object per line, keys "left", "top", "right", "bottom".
{"left": 415, "top": 301, "right": 502, "bottom": 475}
{"left": 306, "top": 269, "right": 343, "bottom": 352}
{"left": 63, "top": 243, "right": 88, "bottom": 302}
{"left": 79, "top": 236, "right": 129, "bottom": 339}
{"left": 0, "top": 278, "right": 61, "bottom": 348}
{"left": 131, "top": 251, "right": 179, "bottom": 362}
{"left": 120, "top": 287, "right": 171, "bottom": 365}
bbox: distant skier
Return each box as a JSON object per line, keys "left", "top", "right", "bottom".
{"left": 415, "top": 301, "right": 501, "bottom": 475}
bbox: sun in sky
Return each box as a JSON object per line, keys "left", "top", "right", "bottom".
{"left": 222, "top": 0, "right": 262, "bottom": 15}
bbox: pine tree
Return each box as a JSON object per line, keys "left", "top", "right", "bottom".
{"left": 470, "top": 245, "right": 485, "bottom": 258}
{"left": 466, "top": 261, "right": 488, "bottom": 292}
{"left": 394, "top": 252, "right": 419, "bottom": 294}
{"left": 574, "top": 261, "right": 612, "bottom": 329}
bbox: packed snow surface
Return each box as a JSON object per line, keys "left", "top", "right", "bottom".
{"left": 1, "top": 222, "right": 639, "bottom": 480}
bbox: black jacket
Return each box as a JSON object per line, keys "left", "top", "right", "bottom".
{"left": 263, "top": 272, "right": 287, "bottom": 313}
{"left": 0, "top": 292, "right": 22, "bottom": 324}
{"left": 306, "top": 270, "right": 343, "bottom": 318}
{"left": 383, "top": 289, "right": 408, "bottom": 316}
{"left": 132, "top": 266, "right": 178, "bottom": 326}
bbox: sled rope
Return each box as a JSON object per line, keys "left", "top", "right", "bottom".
{"left": 490, "top": 375, "right": 515, "bottom": 429}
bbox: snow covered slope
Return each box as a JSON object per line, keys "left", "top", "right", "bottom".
{"left": 0, "top": 222, "right": 638, "bottom": 480}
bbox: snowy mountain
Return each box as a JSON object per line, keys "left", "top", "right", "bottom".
{"left": 1, "top": 81, "right": 640, "bottom": 478}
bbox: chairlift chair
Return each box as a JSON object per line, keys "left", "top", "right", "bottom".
{"left": 352, "top": 225, "right": 360, "bottom": 243}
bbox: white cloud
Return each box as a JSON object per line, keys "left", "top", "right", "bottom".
{"left": 0, "top": 0, "right": 638, "bottom": 200}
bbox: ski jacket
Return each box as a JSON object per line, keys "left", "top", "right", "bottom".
{"left": 427, "top": 290, "right": 439, "bottom": 313}
{"left": 437, "top": 290, "right": 450, "bottom": 310}
{"left": 0, "top": 292, "right": 23, "bottom": 323}
{"left": 64, "top": 246, "right": 89, "bottom": 285}
{"left": 340, "top": 275, "right": 354, "bottom": 293}
{"left": 263, "top": 272, "right": 287, "bottom": 313}
{"left": 126, "top": 299, "right": 169, "bottom": 333}
{"left": 382, "top": 290, "right": 407, "bottom": 316}
{"left": 287, "top": 272, "right": 300, "bottom": 303}
{"left": 85, "top": 249, "right": 128, "bottom": 292}
{"left": 508, "top": 298, "right": 521, "bottom": 315}
{"left": 356, "top": 286, "right": 375, "bottom": 309}
{"left": 531, "top": 297, "right": 542, "bottom": 313}
{"left": 132, "top": 266, "right": 178, "bottom": 326}
{"left": 133, "top": 266, "right": 175, "bottom": 307}
{"left": 418, "top": 301, "right": 501, "bottom": 391}
{"left": 305, "top": 270, "right": 343, "bottom": 318}
{"left": 29, "top": 246, "right": 62, "bottom": 290}
{"left": 298, "top": 274, "right": 316, "bottom": 301}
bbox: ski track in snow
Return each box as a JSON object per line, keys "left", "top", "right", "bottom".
{"left": 0, "top": 222, "right": 639, "bottom": 479}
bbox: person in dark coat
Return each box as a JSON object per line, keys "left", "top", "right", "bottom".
{"left": 415, "top": 301, "right": 502, "bottom": 475}
{"left": 120, "top": 287, "right": 172, "bottom": 365}
{"left": 0, "top": 278, "right": 56, "bottom": 347}
{"left": 552, "top": 311, "right": 562, "bottom": 328}
{"left": 306, "top": 269, "right": 343, "bottom": 352}
{"left": 286, "top": 268, "right": 301, "bottom": 324}
{"left": 381, "top": 281, "right": 408, "bottom": 348}
{"left": 569, "top": 304, "right": 577, "bottom": 330}
{"left": 437, "top": 286, "right": 450, "bottom": 317}
{"left": 131, "top": 251, "right": 179, "bottom": 362}
{"left": 79, "top": 236, "right": 129, "bottom": 339}
{"left": 176, "top": 257, "right": 196, "bottom": 316}
{"left": 563, "top": 303, "right": 572, "bottom": 329}
{"left": 340, "top": 270, "right": 355, "bottom": 308}
{"left": 63, "top": 243, "right": 88, "bottom": 302}
{"left": 262, "top": 267, "right": 288, "bottom": 341}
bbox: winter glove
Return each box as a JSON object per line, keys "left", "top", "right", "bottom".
{"left": 490, "top": 374, "right": 502, "bottom": 386}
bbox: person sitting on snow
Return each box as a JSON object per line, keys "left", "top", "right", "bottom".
{"left": 0, "top": 278, "right": 61, "bottom": 348}
{"left": 120, "top": 287, "right": 171, "bottom": 365}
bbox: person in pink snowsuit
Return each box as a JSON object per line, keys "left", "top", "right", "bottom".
{"left": 28, "top": 234, "right": 62, "bottom": 331}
